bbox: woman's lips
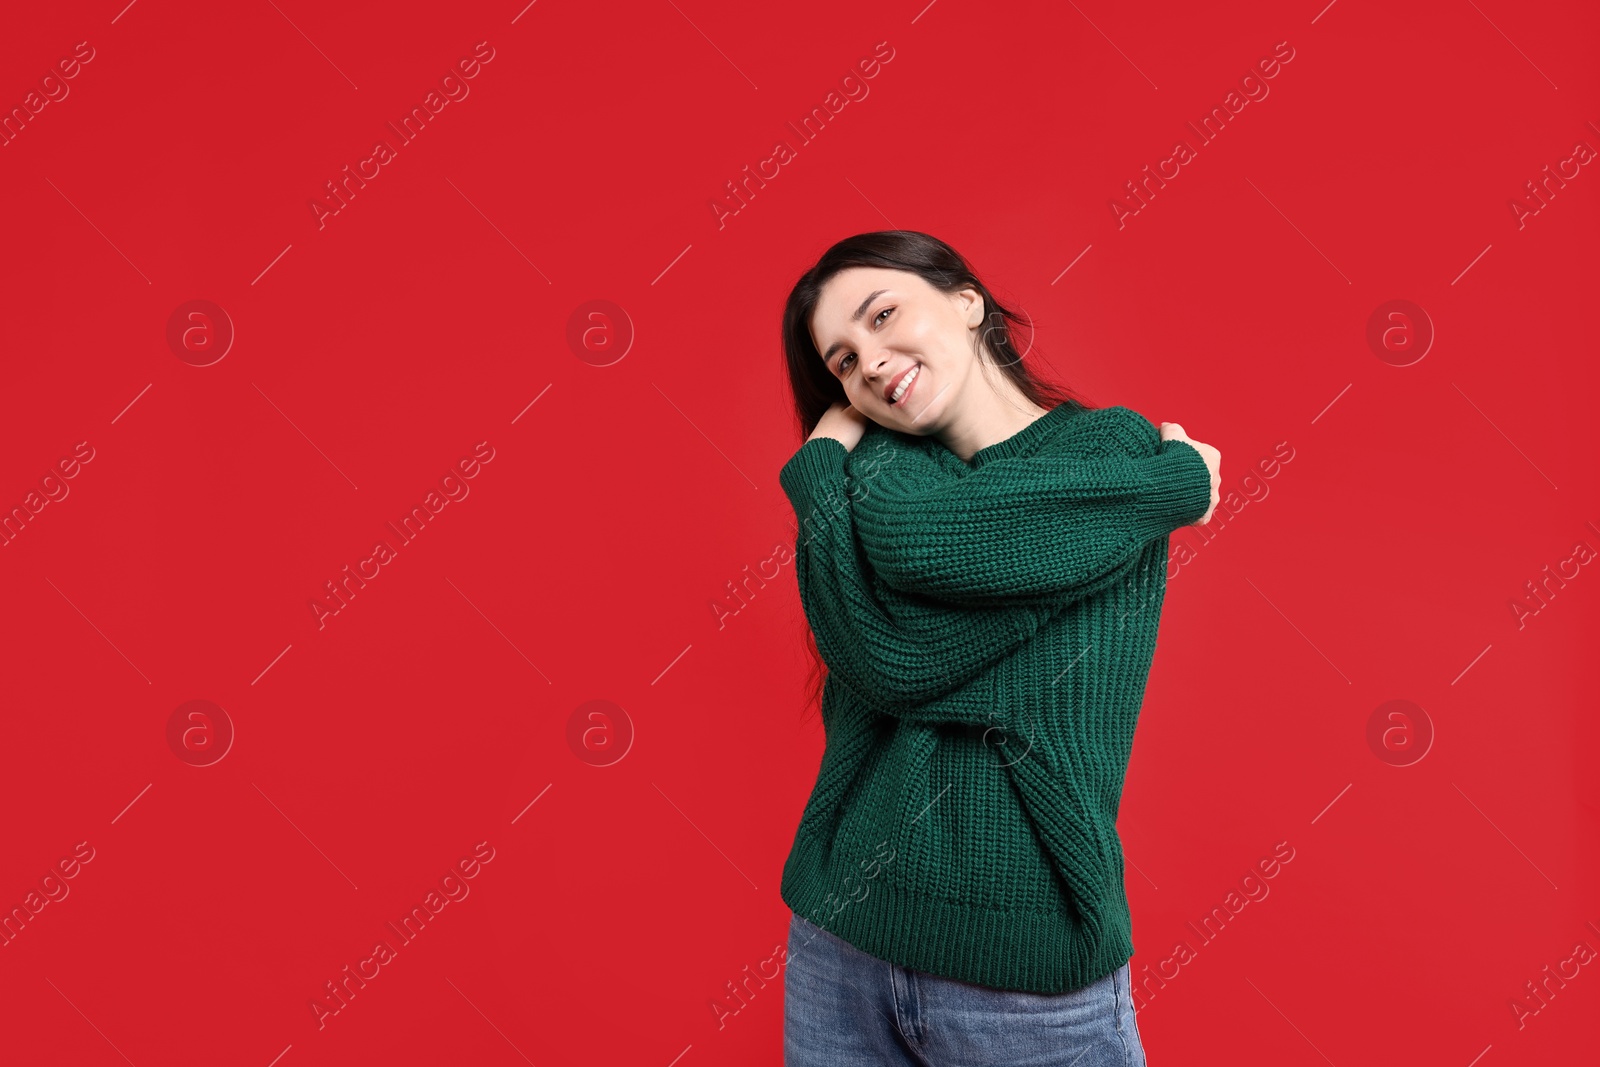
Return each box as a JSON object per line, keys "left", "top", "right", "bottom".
{"left": 889, "top": 363, "right": 921, "bottom": 406}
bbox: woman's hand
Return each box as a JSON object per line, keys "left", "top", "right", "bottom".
{"left": 1159, "top": 422, "right": 1221, "bottom": 526}
{"left": 809, "top": 401, "right": 870, "bottom": 452}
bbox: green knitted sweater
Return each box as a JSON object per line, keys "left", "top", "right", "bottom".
{"left": 777, "top": 401, "right": 1213, "bottom": 994}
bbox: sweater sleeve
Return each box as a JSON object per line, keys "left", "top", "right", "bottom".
{"left": 851, "top": 409, "right": 1213, "bottom": 608}
{"left": 779, "top": 436, "right": 1062, "bottom": 719}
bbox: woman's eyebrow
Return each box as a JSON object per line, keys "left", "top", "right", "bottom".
{"left": 820, "top": 289, "right": 891, "bottom": 365}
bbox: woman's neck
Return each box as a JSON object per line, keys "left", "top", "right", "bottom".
{"left": 937, "top": 387, "right": 1050, "bottom": 464}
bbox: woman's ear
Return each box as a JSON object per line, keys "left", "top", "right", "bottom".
{"left": 958, "top": 287, "right": 985, "bottom": 327}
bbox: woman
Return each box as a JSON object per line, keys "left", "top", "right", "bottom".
{"left": 775, "top": 231, "right": 1221, "bottom": 1066}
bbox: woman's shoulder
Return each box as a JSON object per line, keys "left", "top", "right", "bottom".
{"left": 843, "top": 402, "right": 1161, "bottom": 476}
{"left": 853, "top": 417, "right": 937, "bottom": 458}
{"left": 847, "top": 419, "right": 960, "bottom": 481}
{"left": 1039, "top": 403, "right": 1159, "bottom": 457}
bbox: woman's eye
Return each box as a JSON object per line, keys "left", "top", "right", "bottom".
{"left": 835, "top": 308, "right": 892, "bottom": 375}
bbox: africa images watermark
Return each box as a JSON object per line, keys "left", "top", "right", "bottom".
{"left": 308, "top": 841, "right": 496, "bottom": 1030}
{"left": 0, "top": 841, "right": 97, "bottom": 950}
{"left": 309, "top": 41, "right": 498, "bottom": 230}
{"left": 309, "top": 441, "right": 497, "bottom": 630}
{"left": 715, "top": 429, "right": 905, "bottom": 632}
{"left": 709, "top": 40, "right": 897, "bottom": 230}
{"left": 707, "top": 838, "right": 898, "bottom": 1032}
{"left": 1110, "top": 39, "right": 1297, "bottom": 229}
{"left": 0, "top": 39, "right": 96, "bottom": 149}
{"left": 1129, "top": 839, "right": 1298, "bottom": 1012}
{"left": 1, "top": 441, "right": 96, "bottom": 549}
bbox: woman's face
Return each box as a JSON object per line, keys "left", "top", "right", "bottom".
{"left": 810, "top": 266, "right": 984, "bottom": 433}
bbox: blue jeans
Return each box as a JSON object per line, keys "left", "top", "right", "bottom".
{"left": 784, "top": 912, "right": 1148, "bottom": 1066}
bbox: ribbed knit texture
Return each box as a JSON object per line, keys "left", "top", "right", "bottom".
{"left": 777, "top": 402, "right": 1212, "bottom": 994}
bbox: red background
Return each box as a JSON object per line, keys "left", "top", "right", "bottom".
{"left": 2, "top": 1, "right": 1596, "bottom": 1064}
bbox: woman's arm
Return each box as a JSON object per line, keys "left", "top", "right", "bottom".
{"left": 780, "top": 435, "right": 1065, "bottom": 721}
{"left": 851, "top": 407, "right": 1214, "bottom": 608}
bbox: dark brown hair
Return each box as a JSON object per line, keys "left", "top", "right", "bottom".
{"left": 780, "top": 230, "right": 1092, "bottom": 725}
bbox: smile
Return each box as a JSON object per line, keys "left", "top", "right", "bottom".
{"left": 888, "top": 363, "right": 921, "bottom": 405}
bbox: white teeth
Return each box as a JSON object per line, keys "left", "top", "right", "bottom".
{"left": 891, "top": 364, "right": 920, "bottom": 403}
